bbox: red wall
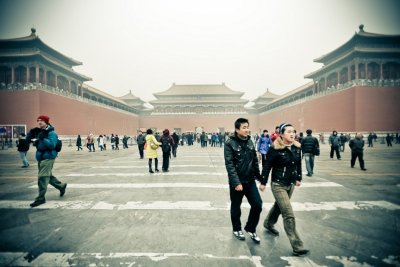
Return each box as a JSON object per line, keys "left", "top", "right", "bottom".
{"left": 258, "top": 86, "right": 400, "bottom": 133}
{"left": 0, "top": 90, "right": 140, "bottom": 135}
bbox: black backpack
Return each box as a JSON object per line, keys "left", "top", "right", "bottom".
{"left": 55, "top": 139, "right": 62, "bottom": 152}
{"left": 161, "top": 137, "right": 171, "bottom": 153}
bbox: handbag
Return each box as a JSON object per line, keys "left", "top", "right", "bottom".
{"left": 150, "top": 142, "right": 158, "bottom": 150}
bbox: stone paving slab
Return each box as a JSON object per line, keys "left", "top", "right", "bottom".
{"left": 0, "top": 142, "right": 399, "bottom": 266}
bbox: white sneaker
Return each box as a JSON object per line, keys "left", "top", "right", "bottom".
{"left": 233, "top": 230, "right": 245, "bottom": 240}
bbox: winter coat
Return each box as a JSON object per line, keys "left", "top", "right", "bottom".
{"left": 17, "top": 138, "right": 30, "bottom": 152}
{"left": 76, "top": 136, "right": 82, "bottom": 146}
{"left": 301, "top": 134, "right": 319, "bottom": 154}
{"left": 261, "top": 138, "right": 302, "bottom": 186}
{"left": 329, "top": 135, "right": 341, "bottom": 147}
{"left": 257, "top": 135, "right": 272, "bottom": 155}
{"left": 224, "top": 134, "right": 261, "bottom": 187}
{"left": 349, "top": 138, "right": 364, "bottom": 153}
{"left": 27, "top": 125, "right": 58, "bottom": 162}
{"left": 145, "top": 134, "right": 161, "bottom": 159}
{"left": 136, "top": 134, "right": 146, "bottom": 145}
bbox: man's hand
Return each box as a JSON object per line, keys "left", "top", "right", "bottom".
{"left": 235, "top": 184, "right": 243, "bottom": 191}
{"left": 295, "top": 181, "right": 301, "bottom": 187}
{"left": 259, "top": 184, "right": 266, "bottom": 192}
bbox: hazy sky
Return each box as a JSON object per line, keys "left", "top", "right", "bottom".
{"left": 0, "top": 0, "right": 399, "bottom": 104}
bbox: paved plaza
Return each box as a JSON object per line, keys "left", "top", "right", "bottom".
{"left": 0, "top": 140, "right": 399, "bottom": 266}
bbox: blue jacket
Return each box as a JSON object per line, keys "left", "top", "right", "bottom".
{"left": 27, "top": 125, "right": 58, "bottom": 161}
{"left": 257, "top": 135, "right": 272, "bottom": 155}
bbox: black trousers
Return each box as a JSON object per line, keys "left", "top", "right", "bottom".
{"left": 229, "top": 181, "right": 263, "bottom": 232}
{"left": 330, "top": 145, "right": 341, "bottom": 159}
{"left": 351, "top": 151, "right": 365, "bottom": 169}
{"left": 138, "top": 144, "right": 144, "bottom": 158}
{"left": 162, "top": 152, "right": 170, "bottom": 170}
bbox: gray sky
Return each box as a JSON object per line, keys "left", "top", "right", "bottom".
{"left": 0, "top": 0, "right": 399, "bottom": 104}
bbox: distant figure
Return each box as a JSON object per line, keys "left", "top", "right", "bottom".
{"left": 386, "top": 133, "right": 393, "bottom": 147}
{"left": 367, "top": 133, "right": 373, "bottom": 147}
{"left": 115, "top": 135, "right": 120, "bottom": 150}
{"left": 329, "top": 131, "right": 341, "bottom": 160}
{"left": 349, "top": 133, "right": 367, "bottom": 171}
{"left": 17, "top": 133, "right": 30, "bottom": 168}
{"left": 172, "top": 132, "right": 179, "bottom": 157}
{"left": 257, "top": 130, "right": 272, "bottom": 166}
{"left": 270, "top": 126, "right": 280, "bottom": 143}
{"left": 136, "top": 131, "right": 146, "bottom": 159}
{"left": 145, "top": 129, "right": 161, "bottom": 173}
{"left": 160, "top": 129, "right": 174, "bottom": 172}
{"left": 76, "top": 135, "right": 82, "bottom": 151}
{"left": 339, "top": 133, "right": 347, "bottom": 152}
{"left": 301, "top": 129, "right": 319, "bottom": 177}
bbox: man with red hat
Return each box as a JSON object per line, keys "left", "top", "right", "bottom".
{"left": 26, "top": 115, "right": 67, "bottom": 207}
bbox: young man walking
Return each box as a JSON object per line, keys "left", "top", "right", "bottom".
{"left": 27, "top": 115, "right": 67, "bottom": 207}
{"left": 301, "top": 129, "right": 319, "bottom": 177}
{"left": 224, "top": 118, "right": 265, "bottom": 243}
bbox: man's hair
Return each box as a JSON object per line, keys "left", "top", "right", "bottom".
{"left": 275, "top": 126, "right": 280, "bottom": 130}
{"left": 234, "top": 118, "right": 249, "bottom": 130}
{"left": 263, "top": 129, "right": 268, "bottom": 133}
{"left": 146, "top": 129, "right": 153, "bottom": 134}
{"left": 306, "top": 129, "right": 312, "bottom": 135}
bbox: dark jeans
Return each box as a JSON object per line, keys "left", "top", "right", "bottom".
{"left": 138, "top": 144, "right": 144, "bottom": 158}
{"left": 172, "top": 144, "right": 178, "bottom": 157}
{"left": 303, "top": 153, "right": 315, "bottom": 175}
{"left": 229, "top": 181, "right": 263, "bottom": 232}
{"left": 162, "top": 152, "right": 170, "bottom": 170}
{"left": 330, "top": 145, "right": 341, "bottom": 159}
{"left": 351, "top": 151, "right": 365, "bottom": 169}
{"left": 264, "top": 182, "right": 304, "bottom": 251}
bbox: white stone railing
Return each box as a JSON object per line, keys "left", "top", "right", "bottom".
{"left": 0, "top": 82, "right": 139, "bottom": 115}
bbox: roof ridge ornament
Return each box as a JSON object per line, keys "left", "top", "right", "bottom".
{"left": 31, "top": 27, "right": 36, "bottom": 36}
{"left": 359, "top": 24, "right": 364, "bottom": 32}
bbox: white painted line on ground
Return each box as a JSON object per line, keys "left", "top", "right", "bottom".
{"left": 93, "top": 165, "right": 216, "bottom": 168}
{"left": 0, "top": 252, "right": 264, "bottom": 267}
{"left": 27, "top": 182, "right": 343, "bottom": 189}
{"left": 281, "top": 256, "right": 327, "bottom": 267}
{"left": 65, "top": 172, "right": 226, "bottom": 177}
{"left": 0, "top": 200, "right": 398, "bottom": 211}
{"left": 326, "top": 256, "right": 373, "bottom": 267}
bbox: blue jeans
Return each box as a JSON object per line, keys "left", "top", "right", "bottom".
{"left": 19, "top": 151, "right": 29, "bottom": 167}
{"left": 303, "top": 153, "right": 315, "bottom": 175}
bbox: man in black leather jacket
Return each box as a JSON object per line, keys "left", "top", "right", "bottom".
{"left": 224, "top": 118, "right": 265, "bottom": 243}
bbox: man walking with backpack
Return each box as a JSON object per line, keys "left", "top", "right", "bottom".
{"left": 159, "top": 129, "right": 174, "bottom": 172}
{"left": 26, "top": 115, "right": 67, "bottom": 207}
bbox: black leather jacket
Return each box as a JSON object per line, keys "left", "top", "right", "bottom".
{"left": 224, "top": 134, "right": 261, "bottom": 187}
{"left": 261, "top": 138, "right": 302, "bottom": 186}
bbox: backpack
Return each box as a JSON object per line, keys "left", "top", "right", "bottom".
{"left": 55, "top": 139, "right": 62, "bottom": 152}
{"left": 161, "top": 137, "right": 171, "bottom": 153}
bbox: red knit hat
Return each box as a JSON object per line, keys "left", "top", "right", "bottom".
{"left": 37, "top": 115, "right": 50, "bottom": 124}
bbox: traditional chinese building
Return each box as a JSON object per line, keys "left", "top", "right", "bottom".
{"left": 256, "top": 25, "right": 400, "bottom": 133}
{"left": 140, "top": 83, "right": 255, "bottom": 133}
{"left": 0, "top": 28, "right": 141, "bottom": 136}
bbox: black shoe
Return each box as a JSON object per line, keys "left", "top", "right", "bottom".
{"left": 155, "top": 169, "right": 159, "bottom": 172}
{"left": 21, "top": 165, "right": 29, "bottom": 168}
{"left": 30, "top": 199, "right": 46, "bottom": 207}
{"left": 351, "top": 166, "right": 354, "bottom": 168}
{"left": 293, "top": 249, "right": 310, "bottom": 256}
{"left": 245, "top": 230, "right": 260, "bottom": 244}
{"left": 265, "top": 225, "right": 279, "bottom": 236}
{"left": 361, "top": 168, "right": 367, "bottom": 171}
{"left": 60, "top": 184, "right": 67, "bottom": 197}
{"left": 149, "top": 170, "right": 154, "bottom": 173}
{"left": 306, "top": 173, "right": 312, "bottom": 177}
{"left": 233, "top": 230, "right": 245, "bottom": 241}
